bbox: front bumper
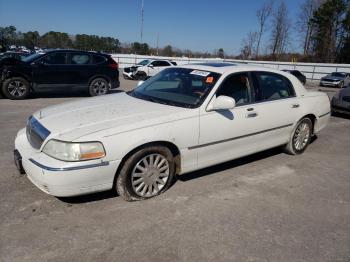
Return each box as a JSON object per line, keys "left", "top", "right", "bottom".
{"left": 122, "top": 71, "right": 135, "bottom": 79}
{"left": 320, "top": 81, "right": 341, "bottom": 87}
{"left": 14, "top": 128, "right": 121, "bottom": 197}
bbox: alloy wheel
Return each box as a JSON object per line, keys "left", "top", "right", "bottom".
{"left": 293, "top": 122, "right": 311, "bottom": 151}
{"left": 8, "top": 80, "right": 27, "bottom": 97}
{"left": 92, "top": 80, "right": 108, "bottom": 95}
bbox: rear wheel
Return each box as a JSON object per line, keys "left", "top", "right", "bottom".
{"left": 115, "top": 146, "right": 176, "bottom": 201}
{"left": 2, "top": 77, "right": 30, "bottom": 100}
{"left": 283, "top": 118, "right": 313, "bottom": 155}
{"left": 89, "top": 78, "right": 109, "bottom": 96}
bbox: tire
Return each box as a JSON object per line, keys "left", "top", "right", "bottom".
{"left": 137, "top": 72, "right": 147, "bottom": 80}
{"left": 339, "top": 81, "right": 344, "bottom": 88}
{"left": 2, "top": 77, "right": 30, "bottom": 100}
{"left": 116, "top": 146, "right": 176, "bottom": 201}
{"left": 88, "top": 78, "right": 109, "bottom": 96}
{"left": 283, "top": 117, "right": 313, "bottom": 155}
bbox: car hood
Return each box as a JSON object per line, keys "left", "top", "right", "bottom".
{"left": 32, "top": 92, "right": 196, "bottom": 142}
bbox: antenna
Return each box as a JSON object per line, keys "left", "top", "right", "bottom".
{"left": 140, "top": 0, "right": 144, "bottom": 44}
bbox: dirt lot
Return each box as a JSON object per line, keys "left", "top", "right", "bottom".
{"left": 0, "top": 78, "right": 349, "bottom": 262}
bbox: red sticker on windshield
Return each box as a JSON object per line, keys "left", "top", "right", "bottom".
{"left": 206, "top": 76, "right": 214, "bottom": 83}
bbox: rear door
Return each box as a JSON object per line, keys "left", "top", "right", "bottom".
{"left": 248, "top": 71, "right": 300, "bottom": 151}
{"left": 67, "top": 52, "right": 94, "bottom": 86}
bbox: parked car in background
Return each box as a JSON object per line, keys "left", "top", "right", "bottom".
{"left": 123, "top": 59, "right": 176, "bottom": 80}
{"left": 282, "top": 69, "right": 306, "bottom": 85}
{"left": 331, "top": 86, "right": 350, "bottom": 115}
{"left": 1, "top": 49, "right": 119, "bottom": 99}
{"left": 320, "top": 72, "right": 350, "bottom": 88}
{"left": 0, "top": 51, "right": 30, "bottom": 61}
{"left": 14, "top": 63, "right": 330, "bottom": 201}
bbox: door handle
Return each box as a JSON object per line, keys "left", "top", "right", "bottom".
{"left": 292, "top": 104, "right": 300, "bottom": 108}
{"left": 247, "top": 112, "right": 258, "bottom": 118}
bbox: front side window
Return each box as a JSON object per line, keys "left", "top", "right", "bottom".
{"left": 129, "top": 68, "right": 221, "bottom": 108}
{"left": 253, "top": 72, "right": 295, "bottom": 102}
{"left": 40, "top": 52, "right": 66, "bottom": 65}
{"left": 216, "top": 73, "right": 251, "bottom": 106}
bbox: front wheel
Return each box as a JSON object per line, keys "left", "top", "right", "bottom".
{"left": 115, "top": 146, "right": 176, "bottom": 201}
{"left": 283, "top": 118, "right": 313, "bottom": 155}
{"left": 89, "top": 78, "right": 109, "bottom": 96}
{"left": 2, "top": 77, "right": 30, "bottom": 100}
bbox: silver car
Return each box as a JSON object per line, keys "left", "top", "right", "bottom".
{"left": 332, "top": 86, "right": 350, "bottom": 115}
{"left": 320, "top": 72, "right": 350, "bottom": 88}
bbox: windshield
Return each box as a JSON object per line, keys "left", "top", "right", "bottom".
{"left": 22, "top": 53, "right": 44, "bottom": 63}
{"left": 128, "top": 68, "right": 221, "bottom": 108}
{"left": 331, "top": 72, "right": 346, "bottom": 78}
{"left": 137, "top": 59, "right": 150, "bottom": 66}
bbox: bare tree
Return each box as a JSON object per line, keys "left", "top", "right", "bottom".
{"left": 296, "top": 0, "right": 325, "bottom": 56}
{"left": 270, "top": 0, "right": 290, "bottom": 58}
{"left": 256, "top": 0, "right": 274, "bottom": 58}
{"left": 241, "top": 31, "right": 259, "bottom": 59}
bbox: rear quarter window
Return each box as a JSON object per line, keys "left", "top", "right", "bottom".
{"left": 92, "top": 55, "right": 106, "bottom": 64}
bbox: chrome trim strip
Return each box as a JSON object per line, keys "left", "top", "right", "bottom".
{"left": 319, "top": 111, "right": 331, "bottom": 118}
{"left": 188, "top": 123, "right": 293, "bottom": 150}
{"left": 29, "top": 158, "right": 109, "bottom": 171}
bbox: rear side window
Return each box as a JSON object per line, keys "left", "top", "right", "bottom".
{"left": 70, "top": 53, "right": 90, "bottom": 65}
{"left": 41, "top": 52, "right": 67, "bottom": 65}
{"left": 253, "top": 72, "right": 295, "bottom": 102}
{"left": 92, "top": 55, "right": 106, "bottom": 64}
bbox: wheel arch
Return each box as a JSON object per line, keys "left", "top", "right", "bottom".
{"left": 113, "top": 140, "right": 181, "bottom": 185}
{"left": 299, "top": 114, "right": 317, "bottom": 134}
{"left": 88, "top": 75, "right": 112, "bottom": 87}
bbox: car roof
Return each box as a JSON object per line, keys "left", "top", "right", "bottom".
{"left": 179, "top": 62, "right": 270, "bottom": 74}
{"left": 44, "top": 49, "right": 110, "bottom": 57}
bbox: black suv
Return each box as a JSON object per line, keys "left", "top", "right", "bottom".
{"left": 0, "top": 50, "right": 119, "bottom": 99}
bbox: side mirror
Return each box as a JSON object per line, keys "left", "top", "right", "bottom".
{"left": 207, "top": 95, "right": 236, "bottom": 111}
{"left": 148, "top": 64, "right": 154, "bottom": 68}
{"left": 137, "top": 81, "right": 144, "bottom": 86}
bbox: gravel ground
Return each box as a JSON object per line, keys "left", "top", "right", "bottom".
{"left": 0, "top": 78, "right": 349, "bottom": 262}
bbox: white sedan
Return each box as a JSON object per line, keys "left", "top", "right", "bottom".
{"left": 14, "top": 63, "right": 331, "bottom": 201}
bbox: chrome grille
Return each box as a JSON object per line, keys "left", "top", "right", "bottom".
{"left": 26, "top": 116, "right": 50, "bottom": 149}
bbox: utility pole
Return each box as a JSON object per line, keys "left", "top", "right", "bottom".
{"left": 140, "top": 0, "right": 144, "bottom": 44}
{"left": 156, "top": 32, "right": 159, "bottom": 56}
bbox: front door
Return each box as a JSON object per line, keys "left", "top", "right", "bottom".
{"left": 32, "top": 52, "right": 69, "bottom": 89}
{"left": 196, "top": 72, "right": 260, "bottom": 168}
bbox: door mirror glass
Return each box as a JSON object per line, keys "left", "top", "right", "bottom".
{"left": 207, "top": 95, "right": 236, "bottom": 111}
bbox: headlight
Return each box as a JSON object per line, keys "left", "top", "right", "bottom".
{"left": 42, "top": 140, "right": 105, "bottom": 161}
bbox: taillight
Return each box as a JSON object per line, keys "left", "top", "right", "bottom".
{"left": 108, "top": 62, "right": 118, "bottom": 70}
